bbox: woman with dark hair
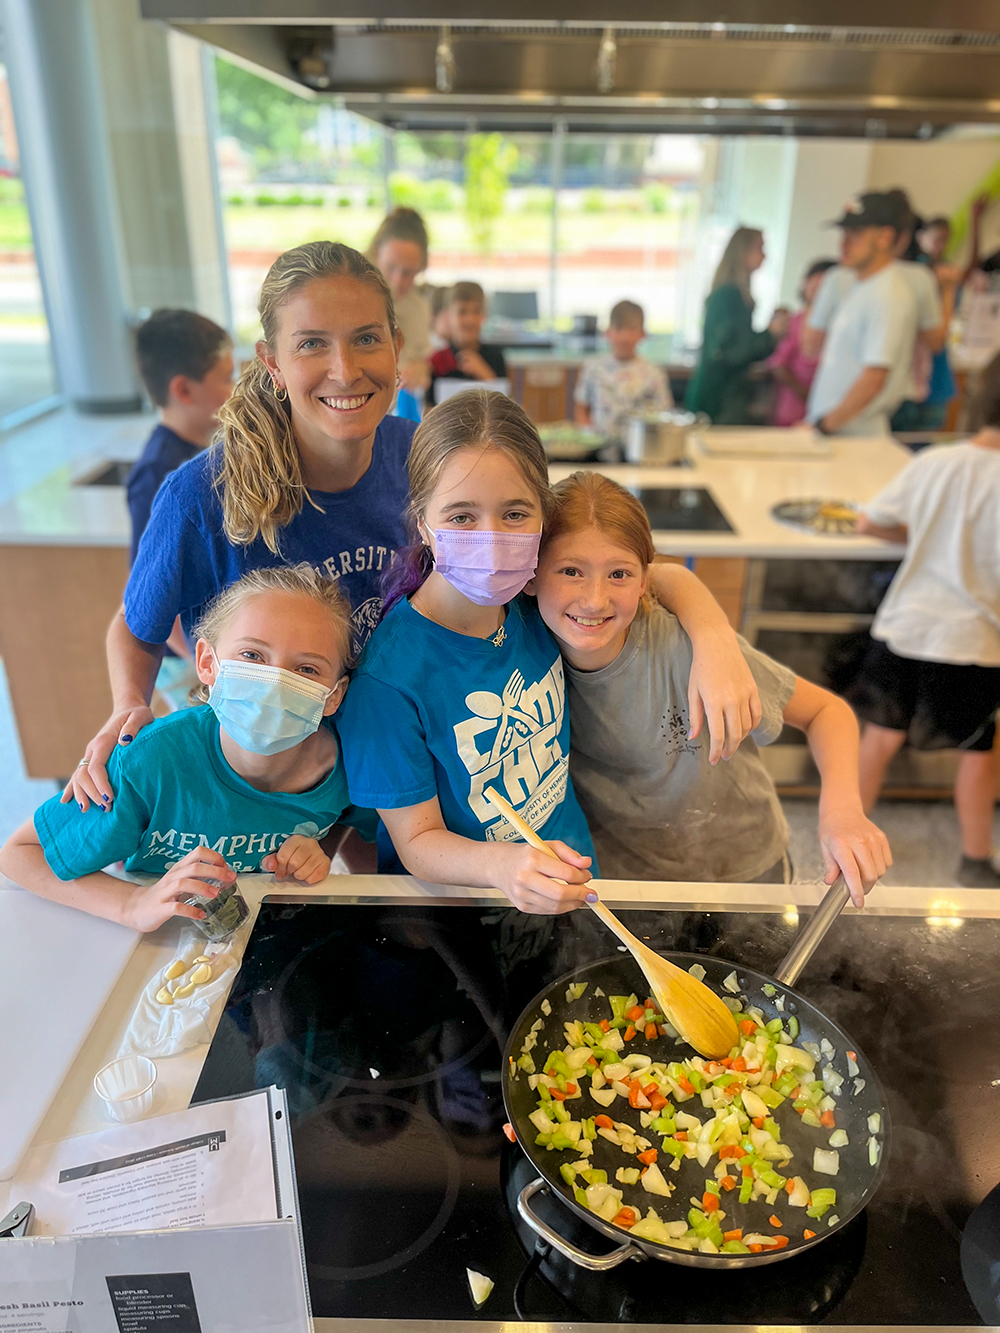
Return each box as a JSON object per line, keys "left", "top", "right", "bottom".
{"left": 368, "top": 207, "right": 432, "bottom": 407}
{"left": 686, "top": 227, "right": 790, "bottom": 424}
{"left": 768, "top": 259, "right": 837, "bottom": 427}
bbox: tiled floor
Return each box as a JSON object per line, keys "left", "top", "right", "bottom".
{"left": 0, "top": 406, "right": 995, "bottom": 890}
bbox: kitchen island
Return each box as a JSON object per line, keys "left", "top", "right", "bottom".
{"left": 3, "top": 871, "right": 998, "bottom": 1331}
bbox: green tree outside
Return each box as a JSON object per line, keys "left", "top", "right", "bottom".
{"left": 464, "top": 133, "right": 519, "bottom": 253}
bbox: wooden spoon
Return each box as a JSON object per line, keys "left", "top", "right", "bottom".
{"left": 484, "top": 788, "right": 740, "bottom": 1059}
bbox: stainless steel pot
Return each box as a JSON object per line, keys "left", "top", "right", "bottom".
{"left": 624, "top": 409, "right": 706, "bottom": 466}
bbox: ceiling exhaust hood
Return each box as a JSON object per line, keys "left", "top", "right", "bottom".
{"left": 144, "top": 0, "right": 1000, "bottom": 136}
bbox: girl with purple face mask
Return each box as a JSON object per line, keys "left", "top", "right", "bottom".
{"left": 337, "top": 390, "right": 765, "bottom": 915}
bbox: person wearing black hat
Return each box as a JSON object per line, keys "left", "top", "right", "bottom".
{"left": 805, "top": 191, "right": 920, "bottom": 436}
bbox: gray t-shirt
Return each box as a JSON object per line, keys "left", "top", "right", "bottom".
{"left": 566, "top": 604, "right": 796, "bottom": 882}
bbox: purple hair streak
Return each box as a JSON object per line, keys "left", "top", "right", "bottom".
{"left": 380, "top": 541, "right": 434, "bottom": 618}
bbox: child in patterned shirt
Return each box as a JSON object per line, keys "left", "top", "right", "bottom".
{"left": 574, "top": 300, "right": 672, "bottom": 446}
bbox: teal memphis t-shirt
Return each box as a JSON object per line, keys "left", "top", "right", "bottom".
{"left": 34, "top": 706, "right": 355, "bottom": 879}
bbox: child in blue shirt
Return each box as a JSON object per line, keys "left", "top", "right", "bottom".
{"left": 337, "top": 389, "right": 766, "bottom": 913}
{"left": 0, "top": 566, "right": 362, "bottom": 932}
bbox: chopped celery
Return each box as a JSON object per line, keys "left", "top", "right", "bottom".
{"left": 759, "top": 1168, "right": 786, "bottom": 1190}
{"left": 739, "top": 1177, "right": 753, "bottom": 1205}
{"left": 660, "top": 1137, "right": 687, "bottom": 1159}
{"left": 687, "top": 1069, "right": 707, "bottom": 1093}
{"left": 704, "top": 1178, "right": 720, "bottom": 1196}
{"left": 756, "top": 1085, "right": 785, "bottom": 1109}
{"left": 517, "top": 1052, "right": 536, "bottom": 1073}
{"left": 609, "top": 994, "right": 637, "bottom": 1027}
{"left": 722, "top": 1240, "right": 752, "bottom": 1254}
{"left": 787, "top": 1015, "right": 799, "bottom": 1040}
{"left": 551, "top": 1101, "right": 571, "bottom": 1124}
{"left": 565, "top": 982, "right": 589, "bottom": 1002}
{"left": 761, "top": 983, "right": 777, "bottom": 998}
{"left": 581, "top": 1168, "right": 607, "bottom": 1185}
{"left": 559, "top": 1162, "right": 577, "bottom": 1187}
{"left": 765, "top": 1018, "right": 784, "bottom": 1035}
{"left": 582, "top": 1117, "right": 597, "bottom": 1141}
{"left": 574, "top": 1185, "right": 588, "bottom": 1206}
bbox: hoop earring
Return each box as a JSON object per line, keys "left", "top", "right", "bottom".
{"left": 272, "top": 380, "right": 288, "bottom": 403}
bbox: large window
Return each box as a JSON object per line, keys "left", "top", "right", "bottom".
{"left": 212, "top": 56, "right": 718, "bottom": 345}
{"left": 0, "top": 51, "right": 57, "bottom": 422}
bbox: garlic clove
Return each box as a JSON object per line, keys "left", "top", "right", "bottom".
{"left": 189, "top": 963, "right": 213, "bottom": 986}
{"left": 173, "top": 981, "right": 197, "bottom": 999}
{"left": 155, "top": 986, "right": 174, "bottom": 1005}
{"left": 164, "top": 959, "right": 189, "bottom": 981}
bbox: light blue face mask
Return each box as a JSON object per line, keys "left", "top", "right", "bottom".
{"left": 207, "top": 659, "right": 332, "bottom": 756}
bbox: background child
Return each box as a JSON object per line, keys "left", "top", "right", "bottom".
{"left": 0, "top": 566, "right": 361, "bottom": 930}
{"left": 529, "top": 471, "right": 890, "bottom": 904}
{"left": 852, "top": 353, "right": 1000, "bottom": 887}
{"left": 429, "top": 282, "right": 508, "bottom": 391}
{"left": 129, "top": 308, "right": 234, "bottom": 566}
{"left": 768, "top": 260, "right": 836, "bottom": 428}
{"left": 128, "top": 307, "right": 234, "bottom": 699}
{"left": 574, "top": 299, "right": 672, "bottom": 445}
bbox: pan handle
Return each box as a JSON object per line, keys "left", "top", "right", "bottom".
{"left": 517, "top": 1178, "right": 641, "bottom": 1271}
{"left": 774, "top": 877, "right": 851, "bottom": 988}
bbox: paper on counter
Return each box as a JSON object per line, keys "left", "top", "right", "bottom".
{"left": 11, "top": 1089, "right": 278, "bottom": 1238}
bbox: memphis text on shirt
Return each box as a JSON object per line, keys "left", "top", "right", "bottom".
{"left": 144, "top": 827, "right": 329, "bottom": 873}
{"left": 453, "top": 658, "right": 568, "bottom": 839}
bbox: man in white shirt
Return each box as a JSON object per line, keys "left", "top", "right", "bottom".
{"left": 806, "top": 192, "right": 920, "bottom": 437}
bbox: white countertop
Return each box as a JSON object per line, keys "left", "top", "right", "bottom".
{"left": 0, "top": 412, "right": 911, "bottom": 559}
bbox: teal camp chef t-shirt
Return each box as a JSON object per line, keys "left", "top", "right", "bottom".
{"left": 337, "top": 594, "right": 596, "bottom": 868}
{"left": 34, "top": 706, "right": 353, "bottom": 879}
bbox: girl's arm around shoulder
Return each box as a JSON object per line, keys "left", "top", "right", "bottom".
{"left": 782, "top": 678, "right": 892, "bottom": 906}
{"left": 380, "top": 798, "right": 594, "bottom": 916}
{"left": 0, "top": 818, "right": 237, "bottom": 932}
{"left": 646, "top": 561, "right": 763, "bottom": 764}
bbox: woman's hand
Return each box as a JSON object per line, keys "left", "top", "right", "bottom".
{"left": 688, "top": 633, "right": 763, "bottom": 765}
{"left": 493, "top": 840, "right": 594, "bottom": 915}
{"left": 818, "top": 801, "right": 892, "bottom": 908}
{"left": 62, "top": 705, "right": 156, "bottom": 811}
{"left": 125, "top": 847, "right": 235, "bottom": 933}
{"left": 262, "top": 835, "right": 331, "bottom": 885}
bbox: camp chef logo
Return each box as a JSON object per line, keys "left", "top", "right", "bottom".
{"left": 453, "top": 659, "right": 568, "bottom": 836}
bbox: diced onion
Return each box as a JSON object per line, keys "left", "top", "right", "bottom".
{"left": 688, "top": 963, "right": 707, "bottom": 982}
{"left": 852, "top": 1077, "right": 867, "bottom": 1096}
{"left": 761, "top": 984, "right": 777, "bottom": 997}
{"left": 722, "top": 970, "right": 741, "bottom": 994}
{"left": 828, "top": 1129, "right": 849, "bottom": 1148}
{"left": 867, "top": 1112, "right": 881, "bottom": 1134}
{"left": 827, "top": 1214, "right": 840, "bottom": 1227}
{"left": 822, "top": 1066, "right": 844, "bottom": 1095}
{"left": 540, "top": 998, "right": 552, "bottom": 1016}
{"left": 867, "top": 1135, "right": 881, "bottom": 1166}
{"left": 467, "top": 1270, "right": 494, "bottom": 1308}
{"left": 846, "top": 1054, "right": 860, "bottom": 1077}
{"left": 813, "top": 1148, "right": 840, "bottom": 1176}
{"left": 803, "top": 1041, "right": 821, "bottom": 1060}
{"left": 820, "top": 1038, "right": 835, "bottom": 1059}
{"left": 775, "top": 995, "right": 786, "bottom": 1012}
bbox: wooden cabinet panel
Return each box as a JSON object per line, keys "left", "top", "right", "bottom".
{"left": 0, "top": 545, "right": 128, "bottom": 778}
{"left": 517, "top": 365, "right": 569, "bottom": 423}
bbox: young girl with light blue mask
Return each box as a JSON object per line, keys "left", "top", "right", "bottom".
{"left": 0, "top": 566, "right": 366, "bottom": 932}
{"left": 337, "top": 389, "right": 764, "bottom": 915}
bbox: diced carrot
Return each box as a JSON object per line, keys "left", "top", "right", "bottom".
{"left": 674, "top": 1131, "right": 688, "bottom": 1142}
{"left": 594, "top": 1114, "right": 614, "bottom": 1129}
{"left": 648, "top": 1091, "right": 667, "bottom": 1112}
{"left": 657, "top": 1024, "right": 668, "bottom": 1037}
{"left": 641, "top": 1083, "right": 659, "bottom": 1097}
{"left": 748, "top": 1243, "right": 763, "bottom": 1253}
{"left": 739, "top": 1019, "right": 756, "bottom": 1036}
{"left": 820, "top": 1109, "right": 836, "bottom": 1128}
{"left": 788, "top": 1086, "right": 800, "bottom": 1100}
{"left": 741, "top": 1165, "right": 753, "bottom": 1178}
{"left": 702, "top": 1192, "right": 720, "bottom": 1213}
{"left": 677, "top": 1075, "right": 695, "bottom": 1095}
{"left": 502, "top": 1122, "right": 516, "bottom": 1143}
{"left": 637, "top": 1148, "right": 658, "bottom": 1165}
{"left": 644, "top": 1022, "right": 658, "bottom": 1040}
{"left": 719, "top": 1057, "right": 734, "bottom": 1068}
{"left": 599, "top": 1019, "right": 610, "bottom": 1033}
{"left": 732, "top": 1057, "right": 747, "bottom": 1073}
{"left": 587, "top": 1056, "right": 598, "bottom": 1067}
{"left": 719, "top": 1146, "right": 738, "bottom": 1159}
{"left": 732, "top": 1146, "right": 747, "bottom": 1158}
{"left": 644, "top": 998, "right": 656, "bottom": 1011}
{"left": 769, "top": 1214, "right": 782, "bottom": 1228}
{"left": 550, "top": 1089, "right": 566, "bottom": 1101}
{"left": 612, "top": 1208, "right": 637, "bottom": 1228}
{"left": 628, "top": 1080, "right": 650, "bottom": 1109}
{"left": 623, "top": 1025, "right": 637, "bottom": 1041}
{"left": 772, "top": 1236, "right": 790, "bottom": 1249}
{"left": 846, "top": 1050, "right": 856, "bottom": 1060}
{"left": 720, "top": 1176, "right": 737, "bottom": 1192}
{"left": 723, "top": 1229, "right": 743, "bottom": 1242}
{"left": 803, "top": 1229, "right": 816, "bottom": 1240}
{"left": 565, "top": 1082, "right": 578, "bottom": 1096}
{"left": 626, "top": 1005, "right": 646, "bottom": 1023}
{"left": 784, "top": 1179, "right": 794, "bottom": 1194}
{"left": 752, "top": 1116, "right": 766, "bottom": 1130}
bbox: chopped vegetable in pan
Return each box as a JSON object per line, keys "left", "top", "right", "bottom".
{"left": 513, "top": 984, "right": 883, "bottom": 1253}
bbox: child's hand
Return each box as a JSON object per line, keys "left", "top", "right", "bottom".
{"left": 494, "top": 840, "right": 594, "bottom": 915}
{"left": 688, "top": 635, "right": 763, "bottom": 765}
{"left": 126, "top": 848, "right": 236, "bottom": 933}
{"left": 456, "top": 348, "right": 497, "bottom": 381}
{"left": 262, "top": 836, "right": 331, "bottom": 885}
{"left": 818, "top": 802, "right": 892, "bottom": 908}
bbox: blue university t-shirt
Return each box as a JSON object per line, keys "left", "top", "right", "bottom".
{"left": 337, "top": 595, "right": 595, "bottom": 869}
{"left": 124, "top": 416, "right": 416, "bottom": 652}
{"left": 126, "top": 424, "right": 201, "bottom": 566}
{"left": 34, "top": 706, "right": 354, "bottom": 878}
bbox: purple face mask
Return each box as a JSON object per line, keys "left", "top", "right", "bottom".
{"left": 433, "top": 529, "right": 541, "bottom": 607}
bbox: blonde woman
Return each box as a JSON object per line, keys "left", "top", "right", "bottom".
{"left": 685, "top": 227, "right": 789, "bottom": 424}
{"left": 68, "top": 241, "right": 416, "bottom": 810}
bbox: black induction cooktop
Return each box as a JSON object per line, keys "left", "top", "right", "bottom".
{"left": 628, "top": 485, "right": 734, "bottom": 533}
{"left": 193, "top": 903, "right": 999, "bottom": 1324}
